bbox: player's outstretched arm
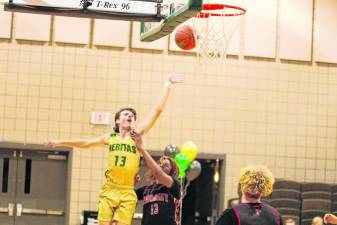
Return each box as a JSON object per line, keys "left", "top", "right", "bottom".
{"left": 46, "top": 133, "right": 110, "bottom": 149}
{"left": 135, "top": 73, "right": 183, "bottom": 135}
{"left": 131, "top": 131, "right": 173, "bottom": 188}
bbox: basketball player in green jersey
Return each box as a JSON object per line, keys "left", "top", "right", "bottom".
{"left": 47, "top": 73, "right": 183, "bottom": 225}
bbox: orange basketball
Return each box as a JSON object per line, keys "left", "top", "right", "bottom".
{"left": 174, "top": 25, "right": 196, "bottom": 50}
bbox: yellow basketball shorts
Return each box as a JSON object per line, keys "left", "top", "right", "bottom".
{"left": 98, "top": 183, "right": 137, "bottom": 225}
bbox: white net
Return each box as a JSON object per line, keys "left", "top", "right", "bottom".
{"left": 191, "top": 1, "right": 246, "bottom": 64}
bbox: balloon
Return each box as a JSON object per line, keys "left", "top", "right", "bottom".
{"left": 174, "top": 152, "right": 191, "bottom": 178}
{"left": 164, "top": 144, "right": 180, "bottom": 158}
{"left": 186, "top": 160, "right": 202, "bottom": 181}
{"left": 180, "top": 141, "right": 198, "bottom": 162}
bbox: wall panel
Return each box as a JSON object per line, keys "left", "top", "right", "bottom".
{"left": 15, "top": 13, "right": 50, "bottom": 41}
{"left": 93, "top": 19, "right": 129, "bottom": 47}
{"left": 244, "top": 0, "right": 277, "bottom": 58}
{"left": 279, "top": 0, "right": 313, "bottom": 61}
{"left": 54, "top": 16, "right": 90, "bottom": 44}
{"left": 0, "top": 5, "right": 11, "bottom": 39}
{"left": 315, "top": 0, "right": 337, "bottom": 63}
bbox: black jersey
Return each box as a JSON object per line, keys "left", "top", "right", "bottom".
{"left": 215, "top": 202, "right": 283, "bottom": 225}
{"left": 136, "top": 178, "right": 181, "bottom": 225}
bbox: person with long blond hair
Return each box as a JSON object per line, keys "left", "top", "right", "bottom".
{"left": 285, "top": 218, "right": 296, "bottom": 225}
{"left": 311, "top": 216, "right": 323, "bottom": 225}
{"left": 215, "top": 165, "right": 283, "bottom": 225}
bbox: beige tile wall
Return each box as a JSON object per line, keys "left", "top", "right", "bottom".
{"left": 1, "top": 28, "right": 337, "bottom": 225}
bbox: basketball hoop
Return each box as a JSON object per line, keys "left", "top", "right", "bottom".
{"left": 191, "top": 2, "right": 246, "bottom": 64}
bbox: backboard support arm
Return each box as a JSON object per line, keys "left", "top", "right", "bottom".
{"left": 140, "top": 0, "right": 203, "bottom": 42}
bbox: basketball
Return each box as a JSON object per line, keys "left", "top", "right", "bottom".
{"left": 174, "top": 25, "right": 196, "bottom": 50}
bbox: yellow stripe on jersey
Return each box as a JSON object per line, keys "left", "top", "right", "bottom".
{"left": 105, "top": 132, "right": 141, "bottom": 188}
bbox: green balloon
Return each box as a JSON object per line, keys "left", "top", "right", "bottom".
{"left": 174, "top": 152, "right": 191, "bottom": 178}
{"left": 179, "top": 170, "right": 186, "bottom": 179}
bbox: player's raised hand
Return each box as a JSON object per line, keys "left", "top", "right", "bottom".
{"left": 168, "top": 73, "right": 184, "bottom": 84}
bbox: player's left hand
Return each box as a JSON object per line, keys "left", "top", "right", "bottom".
{"left": 130, "top": 130, "right": 143, "bottom": 150}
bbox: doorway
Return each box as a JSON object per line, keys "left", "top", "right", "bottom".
{"left": 181, "top": 158, "right": 225, "bottom": 225}
{"left": 0, "top": 145, "right": 69, "bottom": 225}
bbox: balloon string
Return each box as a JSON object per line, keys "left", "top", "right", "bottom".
{"left": 183, "top": 179, "right": 190, "bottom": 198}
{"left": 179, "top": 177, "right": 184, "bottom": 225}
{"left": 178, "top": 178, "right": 191, "bottom": 225}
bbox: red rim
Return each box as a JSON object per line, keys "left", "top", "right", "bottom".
{"left": 196, "top": 3, "right": 246, "bottom": 18}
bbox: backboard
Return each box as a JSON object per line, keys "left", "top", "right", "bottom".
{"left": 140, "top": 0, "right": 202, "bottom": 42}
{"left": 4, "top": 0, "right": 168, "bottom": 21}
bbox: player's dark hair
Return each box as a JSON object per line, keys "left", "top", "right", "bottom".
{"left": 145, "top": 156, "right": 179, "bottom": 184}
{"left": 160, "top": 156, "right": 179, "bottom": 178}
{"left": 113, "top": 108, "right": 137, "bottom": 133}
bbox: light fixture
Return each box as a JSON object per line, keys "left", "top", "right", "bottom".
{"left": 214, "top": 171, "right": 219, "bottom": 183}
{"left": 214, "top": 159, "right": 220, "bottom": 183}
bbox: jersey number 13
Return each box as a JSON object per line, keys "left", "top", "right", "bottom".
{"left": 114, "top": 155, "right": 126, "bottom": 167}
